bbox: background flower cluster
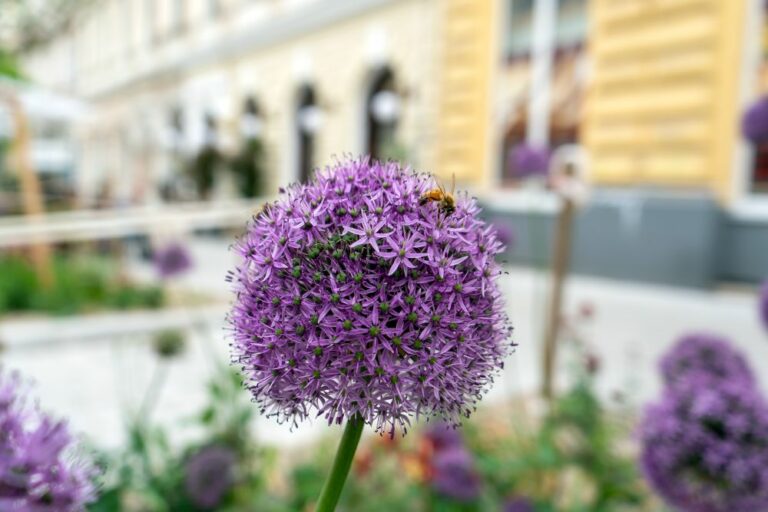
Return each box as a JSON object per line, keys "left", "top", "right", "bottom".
{"left": 641, "top": 334, "right": 768, "bottom": 512}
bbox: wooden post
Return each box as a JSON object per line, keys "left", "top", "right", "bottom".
{"left": 541, "top": 196, "right": 575, "bottom": 400}
{"left": 0, "top": 86, "right": 53, "bottom": 286}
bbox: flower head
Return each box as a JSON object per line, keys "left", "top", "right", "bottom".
{"left": 640, "top": 376, "right": 768, "bottom": 512}
{"left": 0, "top": 368, "right": 96, "bottom": 512}
{"left": 154, "top": 242, "right": 193, "bottom": 279}
{"left": 659, "top": 333, "right": 754, "bottom": 388}
{"left": 742, "top": 96, "right": 768, "bottom": 143}
{"left": 759, "top": 280, "right": 768, "bottom": 332}
{"left": 184, "top": 445, "right": 236, "bottom": 509}
{"left": 229, "top": 157, "right": 513, "bottom": 435}
{"left": 508, "top": 143, "right": 550, "bottom": 179}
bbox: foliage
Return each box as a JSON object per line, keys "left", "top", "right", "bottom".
{"left": 0, "top": 48, "right": 22, "bottom": 79}
{"left": 89, "top": 366, "right": 279, "bottom": 512}
{"left": 278, "top": 376, "right": 648, "bottom": 512}
{"left": 0, "top": 0, "right": 99, "bottom": 54}
{"left": 0, "top": 254, "right": 164, "bottom": 315}
{"left": 188, "top": 145, "right": 222, "bottom": 200}
{"left": 229, "top": 138, "right": 266, "bottom": 198}
{"left": 79, "top": 351, "right": 654, "bottom": 512}
{"left": 152, "top": 329, "right": 186, "bottom": 359}
{"left": 468, "top": 380, "right": 647, "bottom": 512}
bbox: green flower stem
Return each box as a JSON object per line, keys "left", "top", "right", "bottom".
{"left": 315, "top": 414, "right": 365, "bottom": 512}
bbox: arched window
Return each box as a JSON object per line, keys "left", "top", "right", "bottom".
{"left": 296, "top": 84, "right": 320, "bottom": 183}
{"left": 365, "top": 66, "right": 400, "bottom": 160}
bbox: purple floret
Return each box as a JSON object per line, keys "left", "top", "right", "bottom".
{"left": 184, "top": 445, "right": 236, "bottom": 509}
{"left": 640, "top": 376, "right": 768, "bottom": 512}
{"left": 228, "top": 157, "right": 513, "bottom": 435}
{"left": 659, "top": 333, "right": 754, "bottom": 389}
{"left": 0, "top": 368, "right": 96, "bottom": 512}
{"left": 742, "top": 96, "right": 768, "bottom": 144}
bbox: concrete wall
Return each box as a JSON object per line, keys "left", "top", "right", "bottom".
{"left": 719, "top": 216, "right": 768, "bottom": 283}
{"left": 483, "top": 189, "right": 763, "bottom": 289}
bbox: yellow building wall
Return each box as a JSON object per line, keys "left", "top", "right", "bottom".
{"left": 434, "top": 0, "right": 495, "bottom": 186}
{"left": 585, "top": 0, "right": 746, "bottom": 201}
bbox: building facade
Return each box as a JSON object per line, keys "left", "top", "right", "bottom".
{"left": 23, "top": 0, "right": 442, "bottom": 204}
{"left": 22, "top": 0, "right": 768, "bottom": 286}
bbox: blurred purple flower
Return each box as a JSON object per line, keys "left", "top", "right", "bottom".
{"left": 509, "top": 143, "right": 551, "bottom": 179}
{"left": 660, "top": 333, "right": 754, "bottom": 388}
{"left": 504, "top": 497, "right": 535, "bottom": 512}
{"left": 759, "top": 280, "right": 768, "bottom": 331}
{"left": 184, "top": 445, "right": 236, "bottom": 509}
{"left": 742, "top": 96, "right": 768, "bottom": 144}
{"left": 640, "top": 376, "right": 768, "bottom": 512}
{"left": 431, "top": 446, "right": 481, "bottom": 502}
{"left": 0, "top": 368, "right": 96, "bottom": 512}
{"left": 489, "top": 218, "right": 515, "bottom": 249}
{"left": 154, "top": 242, "right": 193, "bottom": 279}
{"left": 229, "top": 157, "right": 513, "bottom": 435}
{"left": 424, "top": 421, "right": 463, "bottom": 452}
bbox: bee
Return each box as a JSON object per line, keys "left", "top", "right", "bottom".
{"left": 419, "top": 174, "right": 456, "bottom": 215}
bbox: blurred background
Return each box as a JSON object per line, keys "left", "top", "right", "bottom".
{"left": 1, "top": 0, "right": 768, "bottom": 511}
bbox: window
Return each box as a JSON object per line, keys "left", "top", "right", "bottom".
{"left": 365, "top": 66, "right": 401, "bottom": 160}
{"left": 296, "top": 85, "right": 319, "bottom": 183}
{"left": 241, "top": 97, "right": 263, "bottom": 140}
{"left": 506, "top": 0, "right": 587, "bottom": 59}
{"left": 203, "top": 113, "right": 217, "bottom": 147}
{"left": 507, "top": 0, "right": 534, "bottom": 58}
{"left": 169, "top": 107, "right": 184, "bottom": 151}
{"left": 748, "top": 5, "right": 768, "bottom": 194}
{"left": 556, "top": 0, "right": 587, "bottom": 50}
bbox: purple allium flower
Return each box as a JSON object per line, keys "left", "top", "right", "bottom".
{"left": 154, "top": 242, "right": 193, "bottom": 279}
{"left": 640, "top": 376, "right": 768, "bottom": 512}
{"left": 504, "top": 497, "right": 535, "bottom": 512}
{"left": 659, "top": 333, "right": 754, "bottom": 389}
{"left": 431, "top": 446, "right": 481, "bottom": 502}
{"left": 0, "top": 368, "right": 96, "bottom": 512}
{"left": 509, "top": 143, "right": 550, "bottom": 179}
{"left": 229, "top": 157, "right": 513, "bottom": 435}
{"left": 184, "top": 445, "right": 236, "bottom": 509}
{"left": 742, "top": 96, "right": 768, "bottom": 144}
{"left": 759, "top": 280, "right": 768, "bottom": 331}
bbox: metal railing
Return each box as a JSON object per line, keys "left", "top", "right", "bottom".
{"left": 0, "top": 198, "right": 269, "bottom": 247}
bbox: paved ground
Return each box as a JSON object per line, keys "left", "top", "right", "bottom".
{"left": 2, "top": 237, "right": 766, "bottom": 449}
